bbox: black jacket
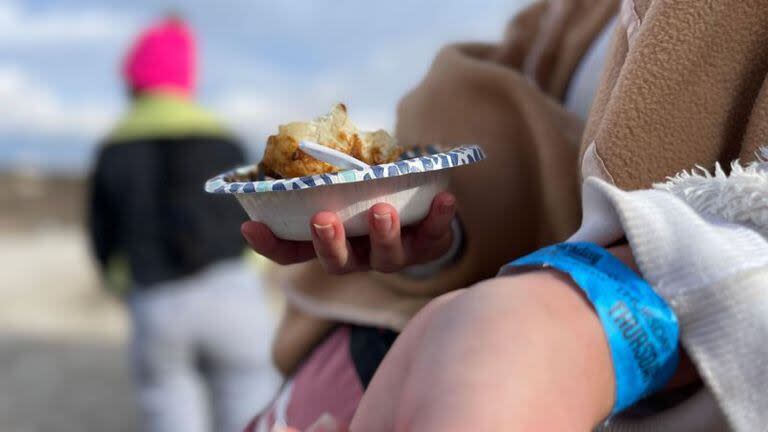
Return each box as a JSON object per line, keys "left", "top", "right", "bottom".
{"left": 88, "top": 94, "right": 248, "bottom": 288}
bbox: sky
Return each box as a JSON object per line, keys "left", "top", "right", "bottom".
{"left": 0, "top": 0, "right": 529, "bottom": 174}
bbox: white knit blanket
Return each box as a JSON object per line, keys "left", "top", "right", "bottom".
{"left": 572, "top": 154, "right": 768, "bottom": 432}
{"left": 655, "top": 149, "right": 768, "bottom": 239}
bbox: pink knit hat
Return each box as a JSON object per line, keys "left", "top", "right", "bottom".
{"left": 123, "top": 17, "right": 196, "bottom": 96}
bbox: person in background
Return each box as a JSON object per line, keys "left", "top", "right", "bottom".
{"left": 87, "top": 16, "right": 280, "bottom": 432}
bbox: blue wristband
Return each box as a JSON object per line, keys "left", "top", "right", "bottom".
{"left": 502, "top": 242, "right": 679, "bottom": 414}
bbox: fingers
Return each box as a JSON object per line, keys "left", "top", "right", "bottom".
{"left": 244, "top": 191, "right": 458, "bottom": 274}
{"left": 241, "top": 222, "right": 316, "bottom": 265}
{"left": 368, "top": 203, "right": 406, "bottom": 272}
{"left": 310, "top": 212, "right": 359, "bottom": 274}
{"left": 417, "top": 192, "right": 456, "bottom": 240}
{"left": 408, "top": 192, "right": 456, "bottom": 263}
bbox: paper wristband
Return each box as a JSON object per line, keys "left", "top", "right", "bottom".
{"left": 501, "top": 242, "right": 680, "bottom": 414}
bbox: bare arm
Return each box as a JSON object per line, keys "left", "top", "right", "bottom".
{"left": 352, "top": 245, "right": 697, "bottom": 431}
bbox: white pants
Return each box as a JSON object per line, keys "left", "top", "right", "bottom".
{"left": 129, "top": 259, "right": 282, "bottom": 432}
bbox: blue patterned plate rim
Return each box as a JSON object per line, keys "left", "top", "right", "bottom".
{"left": 205, "top": 145, "right": 485, "bottom": 194}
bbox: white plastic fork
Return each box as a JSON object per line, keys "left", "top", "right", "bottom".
{"left": 298, "top": 140, "right": 370, "bottom": 171}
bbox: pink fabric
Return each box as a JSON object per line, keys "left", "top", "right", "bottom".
{"left": 123, "top": 17, "right": 196, "bottom": 96}
{"left": 245, "top": 327, "right": 363, "bottom": 432}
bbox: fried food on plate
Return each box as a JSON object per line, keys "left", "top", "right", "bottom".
{"left": 261, "top": 103, "right": 402, "bottom": 178}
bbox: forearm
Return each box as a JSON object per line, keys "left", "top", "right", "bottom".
{"left": 355, "top": 269, "right": 615, "bottom": 432}
{"left": 353, "top": 244, "right": 696, "bottom": 431}
{"left": 415, "top": 271, "right": 615, "bottom": 431}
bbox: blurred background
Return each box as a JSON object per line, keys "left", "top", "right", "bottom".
{"left": 0, "top": 0, "right": 526, "bottom": 430}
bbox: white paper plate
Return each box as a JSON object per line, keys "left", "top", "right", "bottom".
{"left": 206, "top": 145, "right": 485, "bottom": 240}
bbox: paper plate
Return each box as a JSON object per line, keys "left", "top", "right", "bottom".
{"left": 205, "top": 145, "right": 485, "bottom": 240}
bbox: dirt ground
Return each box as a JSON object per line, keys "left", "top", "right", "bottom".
{"left": 0, "top": 228, "right": 138, "bottom": 431}
{"left": 0, "top": 172, "right": 282, "bottom": 431}
{"left": 0, "top": 334, "right": 138, "bottom": 432}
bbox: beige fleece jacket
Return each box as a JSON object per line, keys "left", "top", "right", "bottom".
{"left": 581, "top": 0, "right": 768, "bottom": 190}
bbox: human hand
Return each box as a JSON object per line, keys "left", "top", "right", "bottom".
{"left": 241, "top": 192, "right": 457, "bottom": 274}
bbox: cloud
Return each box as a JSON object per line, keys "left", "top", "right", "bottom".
{"left": 208, "top": 21, "right": 485, "bottom": 151}
{"left": 0, "top": 1, "right": 137, "bottom": 46}
{"left": 0, "top": 0, "right": 532, "bottom": 173}
{"left": 0, "top": 64, "right": 119, "bottom": 172}
{"left": 211, "top": 67, "right": 398, "bottom": 158}
{"left": 206, "top": 0, "right": 528, "bottom": 148}
{"left": 0, "top": 66, "right": 117, "bottom": 138}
